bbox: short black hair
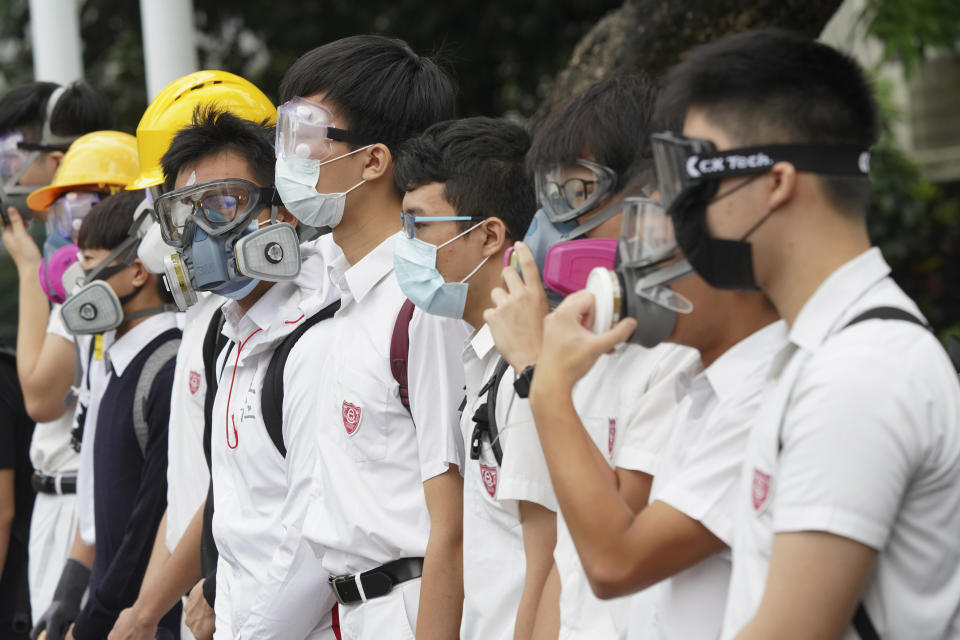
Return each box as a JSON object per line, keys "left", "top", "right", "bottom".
{"left": 656, "top": 29, "right": 879, "bottom": 211}
{"left": 78, "top": 190, "right": 144, "bottom": 252}
{"left": 0, "top": 81, "right": 114, "bottom": 144}
{"left": 527, "top": 73, "right": 660, "bottom": 188}
{"left": 395, "top": 116, "right": 536, "bottom": 240}
{"left": 279, "top": 35, "right": 457, "bottom": 153}
{"left": 161, "top": 106, "right": 275, "bottom": 192}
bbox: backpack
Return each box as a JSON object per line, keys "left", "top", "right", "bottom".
{"left": 469, "top": 358, "right": 511, "bottom": 467}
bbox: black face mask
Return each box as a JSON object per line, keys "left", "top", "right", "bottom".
{"left": 652, "top": 133, "right": 871, "bottom": 291}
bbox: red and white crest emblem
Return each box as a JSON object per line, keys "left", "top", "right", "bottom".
{"left": 342, "top": 401, "right": 362, "bottom": 436}
{"left": 480, "top": 464, "right": 498, "bottom": 498}
{"left": 752, "top": 468, "right": 772, "bottom": 511}
{"left": 188, "top": 370, "right": 201, "bottom": 395}
{"left": 608, "top": 418, "right": 616, "bottom": 455}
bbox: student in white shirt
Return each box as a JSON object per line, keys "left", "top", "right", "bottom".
{"left": 391, "top": 116, "right": 537, "bottom": 640}
{"left": 485, "top": 74, "right": 698, "bottom": 640}
{"left": 274, "top": 36, "right": 465, "bottom": 640}
{"left": 652, "top": 29, "right": 960, "bottom": 639}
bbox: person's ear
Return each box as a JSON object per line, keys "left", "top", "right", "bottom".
{"left": 130, "top": 257, "right": 149, "bottom": 287}
{"left": 360, "top": 143, "right": 392, "bottom": 182}
{"left": 276, "top": 206, "right": 297, "bottom": 228}
{"left": 480, "top": 217, "right": 508, "bottom": 257}
{"left": 767, "top": 162, "right": 797, "bottom": 211}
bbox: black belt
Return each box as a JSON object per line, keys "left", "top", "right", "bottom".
{"left": 31, "top": 472, "right": 77, "bottom": 495}
{"left": 329, "top": 557, "right": 424, "bottom": 605}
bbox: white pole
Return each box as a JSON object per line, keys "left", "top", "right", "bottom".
{"left": 139, "top": 0, "right": 198, "bottom": 101}
{"left": 28, "top": 0, "right": 84, "bottom": 84}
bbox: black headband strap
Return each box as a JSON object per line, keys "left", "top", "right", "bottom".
{"left": 684, "top": 145, "right": 870, "bottom": 180}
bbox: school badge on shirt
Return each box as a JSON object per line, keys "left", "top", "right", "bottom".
{"left": 188, "top": 370, "right": 201, "bottom": 395}
{"left": 480, "top": 464, "right": 498, "bottom": 498}
{"left": 752, "top": 468, "right": 772, "bottom": 511}
{"left": 342, "top": 401, "right": 362, "bottom": 436}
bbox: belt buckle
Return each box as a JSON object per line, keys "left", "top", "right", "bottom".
{"left": 328, "top": 574, "right": 351, "bottom": 605}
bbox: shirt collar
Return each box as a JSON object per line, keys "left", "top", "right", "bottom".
{"left": 464, "top": 324, "right": 496, "bottom": 361}
{"left": 704, "top": 319, "right": 789, "bottom": 401}
{"left": 221, "top": 280, "right": 304, "bottom": 344}
{"left": 106, "top": 312, "right": 180, "bottom": 376}
{"left": 788, "top": 247, "right": 890, "bottom": 351}
{"left": 328, "top": 233, "right": 397, "bottom": 305}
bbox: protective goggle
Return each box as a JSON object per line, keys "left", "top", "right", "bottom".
{"left": 651, "top": 132, "right": 872, "bottom": 212}
{"left": 47, "top": 192, "right": 101, "bottom": 241}
{"left": 400, "top": 212, "right": 485, "bottom": 240}
{"left": 535, "top": 158, "right": 617, "bottom": 223}
{"left": 275, "top": 97, "right": 370, "bottom": 162}
{"left": 0, "top": 131, "right": 30, "bottom": 182}
{"left": 617, "top": 197, "right": 679, "bottom": 268}
{"left": 154, "top": 178, "right": 280, "bottom": 247}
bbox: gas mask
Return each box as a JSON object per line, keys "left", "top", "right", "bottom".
{"left": 584, "top": 197, "right": 694, "bottom": 348}
{"left": 154, "top": 177, "right": 301, "bottom": 310}
{"left": 38, "top": 243, "right": 84, "bottom": 304}
{"left": 61, "top": 210, "right": 174, "bottom": 335}
{"left": 651, "top": 132, "right": 871, "bottom": 291}
{"left": 274, "top": 96, "right": 373, "bottom": 228}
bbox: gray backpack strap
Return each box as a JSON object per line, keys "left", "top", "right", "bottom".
{"left": 133, "top": 337, "right": 181, "bottom": 456}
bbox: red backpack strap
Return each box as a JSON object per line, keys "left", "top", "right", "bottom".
{"left": 390, "top": 299, "right": 416, "bottom": 416}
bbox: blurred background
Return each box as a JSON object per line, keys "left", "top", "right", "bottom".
{"left": 0, "top": 0, "right": 958, "bottom": 338}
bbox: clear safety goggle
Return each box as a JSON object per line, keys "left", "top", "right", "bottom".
{"left": 651, "top": 131, "right": 873, "bottom": 211}
{"left": 535, "top": 158, "right": 617, "bottom": 224}
{"left": 275, "top": 96, "right": 370, "bottom": 162}
{"left": 154, "top": 178, "right": 280, "bottom": 247}
{"left": 617, "top": 197, "right": 679, "bottom": 268}
{"left": 0, "top": 131, "right": 31, "bottom": 182}
{"left": 47, "top": 191, "right": 101, "bottom": 241}
{"left": 400, "top": 211, "right": 485, "bottom": 240}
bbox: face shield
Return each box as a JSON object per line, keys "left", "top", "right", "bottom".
{"left": 47, "top": 192, "right": 101, "bottom": 243}
{"left": 535, "top": 159, "right": 617, "bottom": 224}
{"left": 275, "top": 97, "right": 368, "bottom": 162}
{"left": 154, "top": 178, "right": 280, "bottom": 247}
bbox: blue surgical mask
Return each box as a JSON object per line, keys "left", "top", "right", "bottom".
{"left": 274, "top": 147, "right": 369, "bottom": 228}
{"left": 394, "top": 223, "right": 489, "bottom": 319}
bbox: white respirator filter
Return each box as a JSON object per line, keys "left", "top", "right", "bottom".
{"left": 60, "top": 280, "right": 125, "bottom": 335}
{"left": 234, "top": 222, "right": 301, "bottom": 281}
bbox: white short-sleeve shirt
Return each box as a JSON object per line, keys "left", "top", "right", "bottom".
{"left": 459, "top": 325, "right": 527, "bottom": 640}
{"left": 629, "top": 320, "right": 786, "bottom": 640}
{"left": 165, "top": 291, "right": 220, "bottom": 552}
{"left": 721, "top": 248, "right": 960, "bottom": 640}
{"left": 552, "top": 342, "right": 699, "bottom": 640}
{"left": 28, "top": 305, "right": 80, "bottom": 475}
{"left": 301, "top": 233, "right": 469, "bottom": 577}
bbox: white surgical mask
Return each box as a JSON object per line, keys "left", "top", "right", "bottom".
{"left": 275, "top": 146, "right": 370, "bottom": 228}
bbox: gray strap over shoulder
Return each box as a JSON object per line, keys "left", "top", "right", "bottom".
{"left": 133, "top": 338, "right": 181, "bottom": 456}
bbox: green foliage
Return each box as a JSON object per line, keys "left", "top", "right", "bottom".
{"left": 865, "top": 0, "right": 960, "bottom": 74}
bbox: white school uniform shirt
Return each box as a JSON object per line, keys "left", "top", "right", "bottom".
{"left": 210, "top": 268, "right": 341, "bottom": 640}
{"left": 28, "top": 305, "right": 80, "bottom": 475}
{"left": 721, "top": 248, "right": 960, "bottom": 640}
{"left": 74, "top": 326, "right": 116, "bottom": 545}
{"left": 553, "top": 343, "right": 699, "bottom": 640}
{"left": 165, "top": 291, "right": 220, "bottom": 552}
{"left": 460, "top": 325, "right": 527, "bottom": 640}
{"left": 628, "top": 320, "right": 786, "bottom": 640}
{"left": 301, "top": 232, "right": 468, "bottom": 580}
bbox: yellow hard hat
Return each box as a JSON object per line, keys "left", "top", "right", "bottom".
{"left": 26, "top": 130, "right": 139, "bottom": 212}
{"left": 127, "top": 70, "right": 276, "bottom": 191}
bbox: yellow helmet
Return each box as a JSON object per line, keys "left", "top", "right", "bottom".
{"left": 26, "top": 130, "right": 139, "bottom": 212}
{"left": 127, "top": 70, "right": 276, "bottom": 191}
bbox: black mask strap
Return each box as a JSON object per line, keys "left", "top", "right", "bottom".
{"left": 685, "top": 144, "right": 870, "bottom": 181}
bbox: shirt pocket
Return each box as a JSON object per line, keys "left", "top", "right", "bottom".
{"left": 336, "top": 369, "right": 389, "bottom": 463}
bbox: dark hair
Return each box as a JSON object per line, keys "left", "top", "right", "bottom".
{"left": 395, "top": 116, "right": 536, "bottom": 239}
{"left": 656, "top": 29, "right": 879, "bottom": 211}
{"left": 78, "top": 189, "right": 145, "bottom": 251}
{"left": 527, "top": 73, "right": 660, "bottom": 188}
{"left": 161, "top": 106, "right": 275, "bottom": 192}
{"left": 279, "top": 35, "right": 457, "bottom": 153}
{"left": 0, "top": 81, "right": 114, "bottom": 145}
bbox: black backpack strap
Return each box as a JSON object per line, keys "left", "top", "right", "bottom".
{"left": 201, "top": 307, "right": 228, "bottom": 469}
{"left": 260, "top": 300, "right": 341, "bottom": 457}
{"left": 200, "top": 479, "right": 217, "bottom": 608}
{"left": 843, "top": 306, "right": 929, "bottom": 331}
{"left": 469, "top": 357, "right": 510, "bottom": 467}
{"left": 948, "top": 335, "right": 960, "bottom": 374}
{"left": 852, "top": 601, "right": 881, "bottom": 640}
{"left": 390, "top": 299, "right": 417, "bottom": 416}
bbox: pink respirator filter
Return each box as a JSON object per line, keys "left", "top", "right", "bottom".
{"left": 542, "top": 238, "right": 617, "bottom": 296}
{"left": 38, "top": 243, "right": 81, "bottom": 304}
